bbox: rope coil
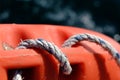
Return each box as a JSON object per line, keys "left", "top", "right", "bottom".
{"left": 62, "top": 33, "right": 120, "bottom": 64}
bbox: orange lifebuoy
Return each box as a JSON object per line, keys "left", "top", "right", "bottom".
{"left": 0, "top": 24, "right": 120, "bottom": 80}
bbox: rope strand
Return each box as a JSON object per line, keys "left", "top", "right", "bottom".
{"left": 13, "top": 38, "right": 72, "bottom": 80}
{"left": 62, "top": 33, "right": 120, "bottom": 64}
{"left": 16, "top": 39, "right": 72, "bottom": 75}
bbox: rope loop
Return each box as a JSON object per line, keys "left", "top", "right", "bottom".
{"left": 16, "top": 39, "right": 72, "bottom": 75}
{"left": 62, "top": 33, "right": 120, "bottom": 64}
{"left": 12, "top": 38, "right": 72, "bottom": 80}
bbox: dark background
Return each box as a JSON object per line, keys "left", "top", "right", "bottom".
{"left": 0, "top": 0, "right": 120, "bottom": 42}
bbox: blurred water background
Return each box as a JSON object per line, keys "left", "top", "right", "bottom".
{"left": 0, "top": 0, "right": 120, "bottom": 42}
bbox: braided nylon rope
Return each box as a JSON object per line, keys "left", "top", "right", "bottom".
{"left": 13, "top": 38, "right": 72, "bottom": 80}
{"left": 62, "top": 33, "right": 120, "bottom": 64}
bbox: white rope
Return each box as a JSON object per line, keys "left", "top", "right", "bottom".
{"left": 12, "top": 70, "right": 23, "bottom": 80}
{"left": 62, "top": 33, "right": 120, "bottom": 64}
{"left": 13, "top": 39, "right": 72, "bottom": 80}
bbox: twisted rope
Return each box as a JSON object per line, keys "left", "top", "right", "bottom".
{"left": 12, "top": 33, "right": 120, "bottom": 80}
{"left": 13, "top": 39, "right": 72, "bottom": 80}
{"left": 62, "top": 33, "right": 120, "bottom": 64}
{"left": 13, "top": 39, "right": 72, "bottom": 79}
